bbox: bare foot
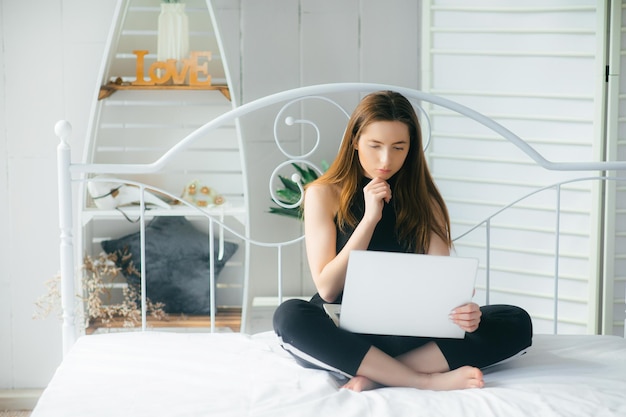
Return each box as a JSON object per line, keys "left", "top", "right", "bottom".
{"left": 342, "top": 375, "right": 381, "bottom": 392}
{"left": 420, "top": 366, "right": 484, "bottom": 391}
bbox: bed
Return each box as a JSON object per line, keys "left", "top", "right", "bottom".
{"left": 34, "top": 83, "right": 626, "bottom": 416}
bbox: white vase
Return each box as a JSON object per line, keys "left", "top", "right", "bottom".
{"left": 157, "top": 3, "right": 189, "bottom": 69}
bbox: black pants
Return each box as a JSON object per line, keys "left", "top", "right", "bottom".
{"left": 273, "top": 298, "right": 533, "bottom": 378}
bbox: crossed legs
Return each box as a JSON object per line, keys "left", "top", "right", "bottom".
{"left": 343, "top": 342, "right": 484, "bottom": 392}
{"left": 274, "top": 300, "right": 531, "bottom": 392}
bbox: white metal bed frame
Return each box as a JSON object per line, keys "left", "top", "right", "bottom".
{"left": 56, "top": 83, "right": 626, "bottom": 356}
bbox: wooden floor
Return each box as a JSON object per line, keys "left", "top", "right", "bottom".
{"left": 86, "top": 308, "right": 242, "bottom": 334}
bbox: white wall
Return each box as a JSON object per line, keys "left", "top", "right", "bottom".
{"left": 234, "top": 0, "right": 421, "bottom": 302}
{"left": 0, "top": 0, "right": 422, "bottom": 390}
{"left": 0, "top": 0, "right": 117, "bottom": 389}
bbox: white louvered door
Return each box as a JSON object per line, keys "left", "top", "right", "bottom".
{"left": 421, "top": 1, "right": 616, "bottom": 335}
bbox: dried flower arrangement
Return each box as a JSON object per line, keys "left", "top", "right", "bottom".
{"left": 35, "top": 249, "right": 167, "bottom": 329}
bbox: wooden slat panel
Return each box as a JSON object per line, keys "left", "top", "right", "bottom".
{"left": 423, "top": 1, "right": 601, "bottom": 334}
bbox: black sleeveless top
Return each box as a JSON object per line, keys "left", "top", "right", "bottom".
{"left": 311, "top": 176, "right": 408, "bottom": 306}
{"left": 335, "top": 176, "right": 406, "bottom": 254}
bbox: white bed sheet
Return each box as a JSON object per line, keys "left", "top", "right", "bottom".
{"left": 31, "top": 331, "right": 626, "bottom": 417}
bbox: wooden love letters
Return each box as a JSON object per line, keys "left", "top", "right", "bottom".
{"left": 131, "top": 50, "right": 212, "bottom": 86}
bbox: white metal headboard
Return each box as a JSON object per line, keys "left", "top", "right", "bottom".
{"left": 56, "top": 83, "right": 626, "bottom": 354}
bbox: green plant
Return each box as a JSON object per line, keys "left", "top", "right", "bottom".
{"left": 269, "top": 162, "right": 328, "bottom": 219}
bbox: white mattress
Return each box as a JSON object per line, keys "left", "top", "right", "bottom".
{"left": 31, "top": 331, "right": 626, "bottom": 417}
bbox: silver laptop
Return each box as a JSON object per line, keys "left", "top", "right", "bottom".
{"left": 324, "top": 250, "right": 478, "bottom": 338}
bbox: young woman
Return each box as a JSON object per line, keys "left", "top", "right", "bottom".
{"left": 273, "top": 90, "right": 533, "bottom": 392}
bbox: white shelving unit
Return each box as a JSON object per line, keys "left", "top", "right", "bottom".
{"left": 80, "top": 0, "right": 246, "bottom": 314}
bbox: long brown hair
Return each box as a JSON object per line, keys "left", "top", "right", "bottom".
{"left": 311, "top": 90, "right": 451, "bottom": 253}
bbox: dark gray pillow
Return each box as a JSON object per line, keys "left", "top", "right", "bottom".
{"left": 101, "top": 216, "right": 238, "bottom": 314}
